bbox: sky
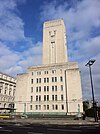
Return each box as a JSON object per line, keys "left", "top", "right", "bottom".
{"left": 0, "top": 0, "right": 100, "bottom": 104}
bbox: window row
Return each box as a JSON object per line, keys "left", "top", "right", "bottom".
{"left": 31, "top": 85, "right": 63, "bottom": 93}
{"left": 31, "top": 76, "right": 63, "bottom": 84}
{"left": 30, "top": 94, "right": 64, "bottom": 102}
{"left": 32, "top": 69, "right": 62, "bottom": 76}
{"left": 30, "top": 104, "right": 64, "bottom": 110}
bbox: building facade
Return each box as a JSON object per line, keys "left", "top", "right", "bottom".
{"left": 15, "top": 19, "right": 83, "bottom": 116}
{"left": 0, "top": 72, "right": 16, "bottom": 114}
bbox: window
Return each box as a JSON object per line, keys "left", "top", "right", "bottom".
{"left": 47, "top": 105, "right": 49, "bottom": 110}
{"left": 39, "top": 105, "right": 41, "bottom": 110}
{"left": 35, "top": 105, "right": 38, "bottom": 110}
{"left": 39, "top": 95, "right": 41, "bottom": 101}
{"left": 61, "top": 85, "right": 63, "bottom": 91}
{"left": 61, "top": 95, "right": 64, "bottom": 101}
{"left": 31, "top": 87, "right": 33, "bottom": 93}
{"left": 31, "top": 96, "right": 33, "bottom": 102}
{"left": 36, "top": 96, "right": 38, "bottom": 101}
{"left": 52, "top": 105, "right": 54, "bottom": 110}
{"left": 39, "top": 78, "right": 41, "bottom": 83}
{"left": 44, "top": 95, "right": 46, "bottom": 101}
{"left": 52, "top": 95, "right": 54, "bottom": 101}
{"left": 55, "top": 105, "right": 58, "bottom": 110}
{"left": 52, "top": 86, "right": 54, "bottom": 91}
{"left": 32, "top": 72, "right": 34, "bottom": 75}
{"left": 61, "top": 105, "right": 64, "bottom": 110}
{"left": 30, "top": 105, "right": 32, "bottom": 110}
{"left": 52, "top": 77, "right": 54, "bottom": 82}
{"left": 52, "top": 70, "right": 56, "bottom": 74}
{"left": 39, "top": 86, "right": 41, "bottom": 92}
{"left": 44, "top": 86, "right": 46, "bottom": 92}
{"left": 55, "top": 86, "right": 57, "bottom": 91}
{"left": 47, "top": 78, "right": 49, "bottom": 83}
{"left": 47, "top": 86, "right": 49, "bottom": 91}
{"left": 36, "top": 78, "right": 38, "bottom": 83}
{"left": 9, "top": 90, "right": 11, "bottom": 95}
{"left": 47, "top": 95, "right": 49, "bottom": 101}
{"left": 55, "top": 77, "right": 57, "bottom": 82}
{"left": 44, "top": 78, "right": 46, "bottom": 83}
{"left": 55, "top": 95, "right": 57, "bottom": 101}
{"left": 44, "top": 105, "right": 46, "bottom": 110}
{"left": 36, "top": 87, "right": 38, "bottom": 92}
{"left": 44, "top": 71, "right": 48, "bottom": 74}
{"left": 31, "top": 79, "right": 33, "bottom": 84}
{"left": 60, "top": 76, "right": 63, "bottom": 82}
{"left": 4, "top": 90, "right": 7, "bottom": 94}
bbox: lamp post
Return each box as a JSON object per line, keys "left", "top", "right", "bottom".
{"left": 85, "top": 59, "right": 97, "bottom": 122}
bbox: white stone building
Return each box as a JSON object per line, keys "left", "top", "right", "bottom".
{"left": 0, "top": 72, "right": 16, "bottom": 114}
{"left": 15, "top": 19, "right": 83, "bottom": 116}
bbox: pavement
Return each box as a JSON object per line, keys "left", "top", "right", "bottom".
{"left": 0, "top": 117, "right": 100, "bottom": 125}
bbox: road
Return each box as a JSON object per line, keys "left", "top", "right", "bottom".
{"left": 0, "top": 123, "right": 100, "bottom": 134}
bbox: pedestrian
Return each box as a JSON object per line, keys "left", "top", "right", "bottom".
{"left": 82, "top": 112, "right": 86, "bottom": 120}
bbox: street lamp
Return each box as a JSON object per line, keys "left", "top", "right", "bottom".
{"left": 85, "top": 59, "right": 97, "bottom": 122}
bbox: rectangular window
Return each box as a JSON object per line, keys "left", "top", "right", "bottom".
{"left": 31, "top": 96, "right": 33, "bottom": 102}
{"left": 36, "top": 96, "right": 38, "bottom": 101}
{"left": 44, "top": 78, "right": 46, "bottom": 83}
{"left": 55, "top": 86, "right": 57, "bottom": 91}
{"left": 39, "top": 105, "right": 41, "bottom": 110}
{"left": 47, "top": 105, "right": 49, "bottom": 110}
{"left": 52, "top": 70, "right": 56, "bottom": 74}
{"left": 31, "top": 79, "right": 33, "bottom": 84}
{"left": 52, "top": 77, "right": 54, "bottom": 82}
{"left": 44, "top": 95, "right": 46, "bottom": 101}
{"left": 36, "top": 78, "right": 38, "bottom": 83}
{"left": 36, "top": 87, "right": 38, "bottom": 92}
{"left": 30, "top": 105, "right": 32, "bottom": 110}
{"left": 55, "top": 77, "right": 57, "bottom": 82}
{"left": 60, "top": 76, "right": 63, "bottom": 82}
{"left": 39, "top": 86, "right": 41, "bottom": 92}
{"left": 47, "top": 86, "right": 49, "bottom": 91}
{"left": 47, "top": 78, "right": 49, "bottom": 83}
{"left": 52, "top": 105, "right": 54, "bottom": 110}
{"left": 52, "top": 86, "right": 54, "bottom": 91}
{"left": 52, "top": 95, "right": 54, "bottom": 101}
{"left": 47, "top": 95, "right": 49, "bottom": 101}
{"left": 61, "top": 105, "right": 64, "bottom": 110}
{"left": 61, "top": 95, "right": 64, "bottom": 101}
{"left": 39, "top": 78, "right": 41, "bottom": 83}
{"left": 55, "top": 105, "right": 58, "bottom": 110}
{"left": 31, "top": 87, "right": 33, "bottom": 93}
{"left": 44, "top": 105, "right": 46, "bottom": 110}
{"left": 32, "top": 72, "right": 33, "bottom": 75}
{"left": 44, "top": 86, "right": 46, "bottom": 92}
{"left": 39, "top": 95, "right": 41, "bottom": 101}
{"left": 55, "top": 95, "right": 57, "bottom": 101}
{"left": 35, "top": 105, "right": 38, "bottom": 110}
{"left": 61, "top": 85, "right": 63, "bottom": 91}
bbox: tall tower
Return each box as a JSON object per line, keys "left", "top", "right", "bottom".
{"left": 43, "top": 19, "right": 68, "bottom": 64}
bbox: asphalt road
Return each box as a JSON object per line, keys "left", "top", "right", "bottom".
{"left": 0, "top": 123, "right": 100, "bottom": 134}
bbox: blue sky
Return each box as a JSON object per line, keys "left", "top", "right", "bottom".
{"left": 0, "top": 0, "right": 100, "bottom": 103}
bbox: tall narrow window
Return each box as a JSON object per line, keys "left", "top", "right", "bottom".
{"left": 55, "top": 105, "right": 58, "bottom": 110}
{"left": 55, "top": 95, "right": 57, "bottom": 101}
{"left": 55, "top": 77, "right": 57, "bottom": 82}
{"left": 47, "top": 78, "right": 49, "bottom": 83}
{"left": 52, "top": 95, "right": 54, "bottom": 101}
{"left": 52, "top": 86, "right": 54, "bottom": 91}
{"left": 47, "top": 95, "right": 49, "bottom": 101}
{"left": 61, "top": 105, "right": 64, "bottom": 110}
{"left": 47, "top": 105, "right": 49, "bottom": 110}
{"left": 30, "top": 105, "right": 32, "bottom": 110}
{"left": 61, "top": 85, "right": 63, "bottom": 91}
{"left": 44, "top": 78, "right": 46, "bottom": 83}
{"left": 36, "top": 96, "right": 38, "bottom": 101}
{"left": 60, "top": 76, "right": 63, "bottom": 82}
{"left": 39, "top": 86, "right": 41, "bottom": 92}
{"left": 44, "top": 95, "right": 46, "bottom": 101}
{"left": 47, "top": 86, "right": 49, "bottom": 91}
{"left": 55, "top": 86, "right": 57, "bottom": 91}
{"left": 31, "top": 79, "right": 33, "bottom": 84}
{"left": 31, "top": 96, "right": 33, "bottom": 102}
{"left": 31, "top": 87, "right": 33, "bottom": 93}
{"left": 39, "top": 95, "right": 41, "bottom": 101}
{"left": 61, "top": 95, "right": 64, "bottom": 101}
{"left": 44, "top": 86, "right": 46, "bottom": 92}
